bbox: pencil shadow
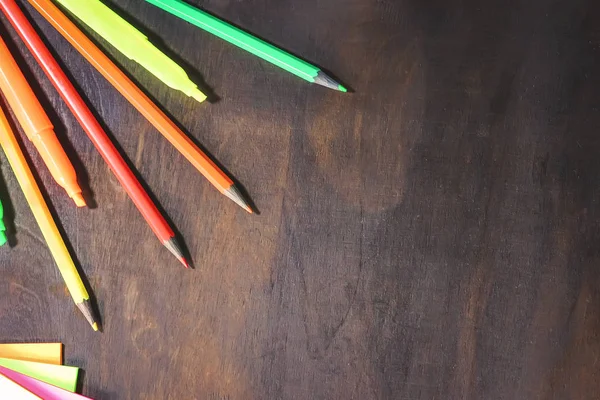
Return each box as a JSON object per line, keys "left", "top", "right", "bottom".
{"left": 0, "top": 97, "right": 103, "bottom": 330}
{"left": 88, "top": 0, "right": 219, "bottom": 103}
{"left": 0, "top": 159, "right": 17, "bottom": 247}
{"left": 0, "top": 25, "right": 96, "bottom": 208}
{"left": 87, "top": 389, "right": 118, "bottom": 400}
{"left": 75, "top": 368, "right": 85, "bottom": 394}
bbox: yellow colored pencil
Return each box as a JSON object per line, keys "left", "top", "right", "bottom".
{"left": 0, "top": 103, "right": 99, "bottom": 331}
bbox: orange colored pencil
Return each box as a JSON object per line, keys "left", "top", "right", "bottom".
{"left": 25, "top": 0, "right": 252, "bottom": 213}
{"left": 0, "top": 35, "right": 84, "bottom": 207}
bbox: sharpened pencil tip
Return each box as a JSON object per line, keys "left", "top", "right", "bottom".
{"left": 76, "top": 299, "right": 100, "bottom": 332}
{"left": 164, "top": 237, "right": 191, "bottom": 268}
{"left": 179, "top": 257, "right": 190, "bottom": 269}
{"left": 223, "top": 185, "right": 253, "bottom": 213}
{"left": 314, "top": 71, "right": 347, "bottom": 92}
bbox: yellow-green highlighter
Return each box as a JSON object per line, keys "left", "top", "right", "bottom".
{"left": 54, "top": 0, "right": 207, "bottom": 103}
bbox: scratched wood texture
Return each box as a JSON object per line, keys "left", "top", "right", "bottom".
{"left": 1, "top": 0, "right": 600, "bottom": 398}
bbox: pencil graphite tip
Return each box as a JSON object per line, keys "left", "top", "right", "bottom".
{"left": 314, "top": 71, "right": 347, "bottom": 92}
{"left": 179, "top": 256, "right": 190, "bottom": 269}
{"left": 223, "top": 185, "right": 253, "bottom": 213}
{"left": 164, "top": 237, "right": 190, "bottom": 268}
{"left": 76, "top": 299, "right": 100, "bottom": 332}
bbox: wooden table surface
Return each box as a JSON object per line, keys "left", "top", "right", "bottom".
{"left": 1, "top": 0, "right": 600, "bottom": 398}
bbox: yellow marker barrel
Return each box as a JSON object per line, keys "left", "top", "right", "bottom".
{"left": 55, "top": 0, "right": 207, "bottom": 103}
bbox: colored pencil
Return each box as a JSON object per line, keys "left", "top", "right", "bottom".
{"left": 55, "top": 0, "right": 206, "bottom": 103}
{"left": 0, "top": 101, "right": 99, "bottom": 331}
{"left": 144, "top": 0, "right": 347, "bottom": 92}
{"left": 27, "top": 0, "right": 252, "bottom": 213}
{"left": 0, "top": 36, "right": 85, "bottom": 207}
{"left": 0, "top": 0, "right": 190, "bottom": 267}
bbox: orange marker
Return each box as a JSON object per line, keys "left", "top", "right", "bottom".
{"left": 0, "top": 36, "right": 85, "bottom": 207}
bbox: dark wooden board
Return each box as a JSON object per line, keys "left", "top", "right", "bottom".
{"left": 1, "top": 0, "right": 600, "bottom": 398}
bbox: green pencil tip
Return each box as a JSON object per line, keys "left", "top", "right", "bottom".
{"left": 314, "top": 71, "right": 347, "bottom": 92}
{"left": 0, "top": 232, "right": 6, "bottom": 246}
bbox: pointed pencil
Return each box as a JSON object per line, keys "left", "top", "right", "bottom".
{"left": 0, "top": 102, "right": 99, "bottom": 331}
{"left": 144, "top": 0, "right": 347, "bottom": 92}
{"left": 0, "top": 0, "right": 190, "bottom": 267}
{"left": 25, "top": 0, "right": 253, "bottom": 213}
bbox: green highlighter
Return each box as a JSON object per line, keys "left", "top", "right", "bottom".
{"left": 0, "top": 357, "right": 79, "bottom": 392}
{"left": 144, "top": 0, "right": 347, "bottom": 92}
{"left": 0, "top": 196, "right": 6, "bottom": 246}
{"left": 54, "top": 0, "right": 207, "bottom": 103}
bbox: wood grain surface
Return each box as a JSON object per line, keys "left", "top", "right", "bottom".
{"left": 1, "top": 0, "right": 600, "bottom": 398}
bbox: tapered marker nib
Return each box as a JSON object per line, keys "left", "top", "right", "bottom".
{"left": 314, "top": 71, "right": 347, "bottom": 92}
{"left": 164, "top": 237, "right": 190, "bottom": 268}
{"left": 190, "top": 88, "right": 207, "bottom": 103}
{"left": 223, "top": 185, "right": 253, "bottom": 213}
{"left": 76, "top": 299, "right": 100, "bottom": 332}
{"left": 72, "top": 192, "right": 86, "bottom": 207}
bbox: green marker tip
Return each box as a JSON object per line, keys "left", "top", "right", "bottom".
{"left": 338, "top": 85, "right": 348, "bottom": 93}
{"left": 0, "top": 231, "right": 6, "bottom": 247}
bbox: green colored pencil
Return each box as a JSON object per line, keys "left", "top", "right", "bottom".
{"left": 143, "top": 0, "right": 347, "bottom": 92}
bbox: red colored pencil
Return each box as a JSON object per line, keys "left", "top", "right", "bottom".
{"left": 0, "top": 0, "right": 189, "bottom": 267}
